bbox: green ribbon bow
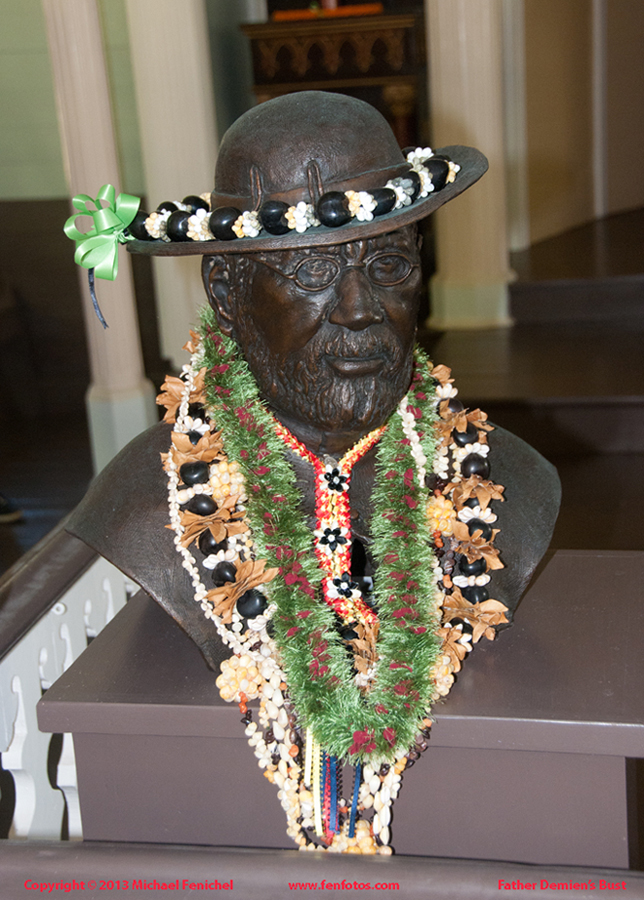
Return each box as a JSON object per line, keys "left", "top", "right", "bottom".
{"left": 64, "top": 184, "right": 141, "bottom": 281}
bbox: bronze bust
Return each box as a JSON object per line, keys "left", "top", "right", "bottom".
{"left": 67, "top": 92, "right": 560, "bottom": 853}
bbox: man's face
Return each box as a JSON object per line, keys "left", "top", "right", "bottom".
{"left": 227, "top": 227, "right": 422, "bottom": 435}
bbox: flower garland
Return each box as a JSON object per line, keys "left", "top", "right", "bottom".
{"left": 158, "top": 310, "right": 509, "bottom": 853}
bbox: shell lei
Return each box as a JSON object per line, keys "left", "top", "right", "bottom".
{"left": 160, "top": 314, "right": 509, "bottom": 855}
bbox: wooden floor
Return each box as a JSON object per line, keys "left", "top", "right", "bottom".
{"left": 1, "top": 205, "right": 643, "bottom": 574}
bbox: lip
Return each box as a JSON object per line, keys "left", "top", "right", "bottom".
{"left": 326, "top": 355, "right": 385, "bottom": 376}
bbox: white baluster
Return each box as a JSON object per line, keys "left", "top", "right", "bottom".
{"left": 0, "top": 556, "right": 130, "bottom": 840}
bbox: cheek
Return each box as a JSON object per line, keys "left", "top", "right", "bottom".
{"left": 380, "top": 274, "right": 422, "bottom": 340}
{"left": 243, "top": 273, "right": 328, "bottom": 359}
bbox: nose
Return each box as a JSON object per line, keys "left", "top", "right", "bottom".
{"left": 328, "top": 267, "right": 384, "bottom": 331}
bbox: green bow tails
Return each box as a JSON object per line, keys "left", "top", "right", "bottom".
{"left": 64, "top": 184, "right": 141, "bottom": 280}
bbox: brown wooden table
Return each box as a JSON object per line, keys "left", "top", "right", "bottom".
{"left": 38, "top": 550, "right": 644, "bottom": 868}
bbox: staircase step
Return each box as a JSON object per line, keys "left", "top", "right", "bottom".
{"left": 510, "top": 275, "right": 644, "bottom": 324}
{"left": 470, "top": 396, "right": 644, "bottom": 457}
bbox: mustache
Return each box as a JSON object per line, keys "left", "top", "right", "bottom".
{"left": 302, "top": 326, "right": 403, "bottom": 364}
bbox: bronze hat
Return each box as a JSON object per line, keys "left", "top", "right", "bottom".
{"left": 127, "top": 91, "right": 488, "bottom": 257}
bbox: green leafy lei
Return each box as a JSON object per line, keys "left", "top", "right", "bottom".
{"left": 199, "top": 308, "right": 442, "bottom": 762}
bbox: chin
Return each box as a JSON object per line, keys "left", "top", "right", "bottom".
{"left": 235, "top": 320, "right": 415, "bottom": 436}
{"left": 257, "top": 358, "right": 414, "bottom": 436}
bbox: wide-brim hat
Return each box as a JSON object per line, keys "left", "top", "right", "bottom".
{"left": 127, "top": 91, "right": 488, "bottom": 257}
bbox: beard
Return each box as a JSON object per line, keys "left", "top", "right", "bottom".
{"left": 234, "top": 321, "right": 414, "bottom": 434}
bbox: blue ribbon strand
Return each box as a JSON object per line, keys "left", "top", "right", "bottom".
{"left": 349, "top": 761, "right": 361, "bottom": 838}
{"left": 330, "top": 756, "right": 338, "bottom": 834}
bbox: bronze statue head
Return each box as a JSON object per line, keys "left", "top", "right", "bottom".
{"left": 203, "top": 225, "right": 421, "bottom": 442}
{"left": 127, "top": 91, "right": 487, "bottom": 447}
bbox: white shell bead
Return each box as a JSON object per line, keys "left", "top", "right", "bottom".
{"left": 363, "top": 764, "right": 375, "bottom": 781}
{"left": 265, "top": 700, "right": 279, "bottom": 720}
{"left": 379, "top": 785, "right": 391, "bottom": 805}
{"left": 379, "top": 805, "right": 391, "bottom": 827}
{"left": 380, "top": 825, "right": 391, "bottom": 845}
{"left": 372, "top": 812, "right": 381, "bottom": 835}
{"left": 272, "top": 722, "right": 285, "bottom": 742}
{"left": 280, "top": 744, "right": 292, "bottom": 762}
{"left": 362, "top": 794, "right": 373, "bottom": 809}
{"left": 373, "top": 792, "right": 383, "bottom": 813}
{"left": 277, "top": 708, "right": 288, "bottom": 729}
{"left": 369, "top": 774, "right": 381, "bottom": 795}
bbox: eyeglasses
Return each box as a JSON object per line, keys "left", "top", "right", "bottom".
{"left": 254, "top": 252, "right": 418, "bottom": 292}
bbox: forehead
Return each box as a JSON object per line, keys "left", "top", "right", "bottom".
{"left": 247, "top": 227, "right": 418, "bottom": 269}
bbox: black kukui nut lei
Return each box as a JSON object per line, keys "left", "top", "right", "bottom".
{"left": 210, "top": 206, "right": 242, "bottom": 241}
{"left": 316, "top": 191, "right": 352, "bottom": 228}
{"left": 136, "top": 151, "right": 459, "bottom": 244}
{"left": 179, "top": 461, "right": 210, "bottom": 485}
{"left": 166, "top": 210, "right": 192, "bottom": 242}
{"left": 187, "top": 494, "right": 218, "bottom": 516}
{"left": 259, "top": 199, "right": 291, "bottom": 235}
{"left": 198, "top": 531, "right": 227, "bottom": 556}
{"left": 182, "top": 194, "right": 209, "bottom": 213}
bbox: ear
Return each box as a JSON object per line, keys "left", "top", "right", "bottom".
{"left": 202, "top": 255, "right": 235, "bottom": 337}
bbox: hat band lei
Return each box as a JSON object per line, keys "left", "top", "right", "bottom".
{"left": 158, "top": 310, "right": 509, "bottom": 854}
{"left": 63, "top": 148, "right": 459, "bottom": 327}
{"left": 133, "top": 148, "right": 460, "bottom": 245}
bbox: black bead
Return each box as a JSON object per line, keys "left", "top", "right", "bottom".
{"left": 157, "top": 201, "right": 178, "bottom": 213}
{"left": 452, "top": 422, "right": 479, "bottom": 447}
{"left": 370, "top": 187, "right": 397, "bottom": 217}
{"left": 187, "top": 431, "right": 202, "bottom": 445}
{"left": 259, "top": 200, "right": 290, "bottom": 235}
{"left": 236, "top": 589, "right": 268, "bottom": 618}
{"left": 467, "top": 518, "right": 493, "bottom": 541}
{"left": 339, "top": 625, "right": 359, "bottom": 642}
{"left": 458, "top": 556, "right": 487, "bottom": 577}
{"left": 424, "top": 473, "right": 438, "bottom": 492}
{"left": 212, "top": 561, "right": 237, "bottom": 587}
{"left": 127, "top": 210, "right": 153, "bottom": 240}
{"left": 180, "top": 461, "right": 209, "bottom": 485}
{"left": 182, "top": 194, "right": 209, "bottom": 213}
{"left": 446, "top": 398, "right": 464, "bottom": 413}
{"left": 209, "top": 207, "right": 242, "bottom": 241}
{"left": 188, "top": 402, "right": 206, "bottom": 419}
{"left": 198, "top": 531, "right": 227, "bottom": 556}
{"left": 422, "top": 157, "right": 450, "bottom": 192}
{"left": 463, "top": 497, "right": 479, "bottom": 509}
{"left": 401, "top": 146, "right": 416, "bottom": 157}
{"left": 405, "top": 170, "right": 421, "bottom": 203}
{"left": 461, "top": 454, "right": 490, "bottom": 479}
{"left": 462, "top": 585, "right": 490, "bottom": 604}
{"left": 187, "top": 494, "right": 218, "bottom": 516}
{"left": 166, "top": 210, "right": 191, "bottom": 242}
{"left": 316, "top": 192, "right": 351, "bottom": 228}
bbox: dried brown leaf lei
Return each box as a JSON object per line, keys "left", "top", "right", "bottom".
{"left": 159, "top": 325, "right": 508, "bottom": 854}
